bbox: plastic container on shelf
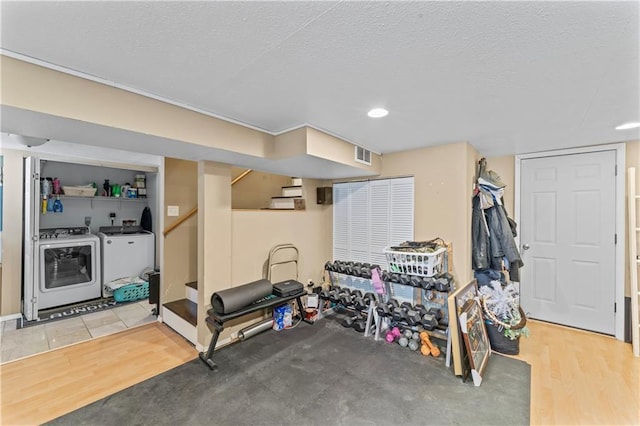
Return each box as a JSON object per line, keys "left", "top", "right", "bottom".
{"left": 383, "top": 246, "right": 446, "bottom": 277}
{"left": 62, "top": 185, "right": 98, "bottom": 196}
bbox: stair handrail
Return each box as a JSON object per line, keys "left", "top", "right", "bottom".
{"left": 163, "top": 206, "right": 198, "bottom": 237}
{"left": 163, "top": 169, "right": 250, "bottom": 236}
{"left": 232, "top": 169, "right": 253, "bottom": 185}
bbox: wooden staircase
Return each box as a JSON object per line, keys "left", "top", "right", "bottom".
{"left": 162, "top": 281, "right": 198, "bottom": 345}
{"left": 269, "top": 178, "right": 305, "bottom": 210}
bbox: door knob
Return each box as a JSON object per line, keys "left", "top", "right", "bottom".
{"left": 522, "top": 244, "right": 530, "bottom": 250}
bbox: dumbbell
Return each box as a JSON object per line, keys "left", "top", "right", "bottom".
{"left": 338, "top": 288, "right": 357, "bottom": 306}
{"left": 353, "top": 315, "right": 373, "bottom": 333}
{"left": 348, "top": 290, "right": 363, "bottom": 309}
{"left": 344, "top": 262, "right": 355, "bottom": 276}
{"left": 324, "top": 261, "right": 335, "bottom": 272}
{"left": 375, "top": 299, "right": 399, "bottom": 318}
{"left": 355, "top": 292, "right": 377, "bottom": 311}
{"left": 392, "top": 302, "right": 413, "bottom": 323}
{"left": 398, "top": 274, "right": 411, "bottom": 286}
{"left": 381, "top": 271, "right": 392, "bottom": 282}
{"left": 340, "top": 313, "right": 359, "bottom": 328}
{"left": 319, "top": 285, "right": 336, "bottom": 300}
{"left": 414, "top": 304, "right": 428, "bottom": 316}
{"left": 405, "top": 309, "right": 423, "bottom": 326}
{"left": 360, "top": 264, "right": 373, "bottom": 279}
{"left": 385, "top": 327, "right": 401, "bottom": 343}
{"left": 428, "top": 307, "right": 442, "bottom": 321}
{"left": 399, "top": 302, "right": 422, "bottom": 325}
{"left": 421, "top": 313, "right": 438, "bottom": 330}
{"left": 391, "top": 305, "right": 406, "bottom": 322}
{"left": 409, "top": 275, "right": 422, "bottom": 287}
{"left": 433, "top": 278, "right": 450, "bottom": 292}
{"left": 408, "top": 338, "right": 420, "bottom": 351}
{"left": 351, "top": 262, "right": 361, "bottom": 277}
{"left": 385, "top": 272, "right": 398, "bottom": 283}
{"left": 328, "top": 287, "right": 343, "bottom": 303}
{"left": 363, "top": 292, "right": 377, "bottom": 306}
{"left": 420, "top": 277, "right": 435, "bottom": 290}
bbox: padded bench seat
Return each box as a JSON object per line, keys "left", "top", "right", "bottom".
{"left": 199, "top": 289, "right": 309, "bottom": 369}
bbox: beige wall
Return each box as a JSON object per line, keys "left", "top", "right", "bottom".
{"left": 484, "top": 155, "right": 516, "bottom": 215}
{"left": 197, "top": 161, "right": 232, "bottom": 345}
{"left": 306, "top": 127, "right": 382, "bottom": 175}
{"left": 2, "top": 55, "right": 274, "bottom": 157}
{"left": 382, "top": 141, "right": 479, "bottom": 284}
{"left": 271, "top": 127, "right": 307, "bottom": 159}
{"left": 0, "top": 149, "right": 25, "bottom": 315}
{"left": 231, "top": 168, "right": 292, "bottom": 210}
{"left": 163, "top": 158, "right": 198, "bottom": 304}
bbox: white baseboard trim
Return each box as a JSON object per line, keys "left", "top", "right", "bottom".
{"left": 0, "top": 313, "right": 22, "bottom": 323}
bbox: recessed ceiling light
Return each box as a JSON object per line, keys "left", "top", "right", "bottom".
{"left": 615, "top": 121, "right": 640, "bottom": 130}
{"left": 368, "top": 108, "right": 389, "bottom": 118}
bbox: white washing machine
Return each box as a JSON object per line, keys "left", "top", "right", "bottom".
{"left": 36, "top": 227, "right": 102, "bottom": 311}
{"left": 98, "top": 226, "right": 155, "bottom": 297}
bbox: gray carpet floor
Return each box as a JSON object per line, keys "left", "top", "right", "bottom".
{"left": 48, "top": 318, "right": 530, "bottom": 426}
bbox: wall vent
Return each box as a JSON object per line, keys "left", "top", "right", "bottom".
{"left": 355, "top": 146, "right": 371, "bottom": 165}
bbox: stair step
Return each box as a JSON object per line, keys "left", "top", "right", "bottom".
{"left": 163, "top": 299, "right": 197, "bottom": 326}
{"left": 281, "top": 185, "right": 303, "bottom": 197}
{"left": 186, "top": 281, "right": 198, "bottom": 304}
{"left": 270, "top": 197, "right": 305, "bottom": 210}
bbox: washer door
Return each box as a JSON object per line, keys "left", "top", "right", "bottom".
{"left": 38, "top": 239, "right": 101, "bottom": 310}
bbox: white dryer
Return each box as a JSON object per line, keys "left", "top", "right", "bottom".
{"left": 98, "top": 226, "right": 155, "bottom": 297}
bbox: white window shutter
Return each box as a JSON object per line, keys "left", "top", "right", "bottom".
{"left": 390, "top": 177, "right": 414, "bottom": 246}
{"left": 348, "top": 181, "right": 370, "bottom": 263}
{"left": 332, "top": 177, "right": 414, "bottom": 267}
{"left": 333, "top": 183, "right": 350, "bottom": 262}
{"left": 369, "top": 179, "right": 391, "bottom": 268}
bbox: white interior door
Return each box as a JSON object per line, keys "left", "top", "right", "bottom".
{"left": 520, "top": 150, "right": 617, "bottom": 334}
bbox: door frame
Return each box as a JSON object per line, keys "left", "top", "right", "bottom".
{"left": 515, "top": 143, "right": 626, "bottom": 340}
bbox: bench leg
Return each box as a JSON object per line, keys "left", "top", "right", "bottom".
{"left": 199, "top": 318, "right": 224, "bottom": 370}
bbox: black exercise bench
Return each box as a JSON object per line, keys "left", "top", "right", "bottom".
{"left": 199, "top": 289, "right": 309, "bottom": 369}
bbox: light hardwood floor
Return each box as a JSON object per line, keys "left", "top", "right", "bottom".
{"left": 0, "top": 322, "right": 197, "bottom": 426}
{"left": 515, "top": 320, "right": 639, "bottom": 425}
{"left": 1, "top": 320, "right": 638, "bottom": 425}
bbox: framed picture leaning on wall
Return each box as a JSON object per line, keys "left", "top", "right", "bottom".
{"left": 458, "top": 297, "right": 491, "bottom": 386}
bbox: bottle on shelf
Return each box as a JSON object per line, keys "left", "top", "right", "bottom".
{"left": 52, "top": 195, "right": 63, "bottom": 213}
{"left": 52, "top": 177, "right": 61, "bottom": 195}
{"left": 42, "top": 177, "right": 51, "bottom": 197}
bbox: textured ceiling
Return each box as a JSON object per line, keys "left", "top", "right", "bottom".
{"left": 1, "top": 1, "right": 639, "bottom": 160}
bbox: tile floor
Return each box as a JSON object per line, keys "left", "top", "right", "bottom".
{"left": 0, "top": 300, "right": 156, "bottom": 364}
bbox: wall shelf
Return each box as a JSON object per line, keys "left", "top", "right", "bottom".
{"left": 54, "top": 195, "right": 147, "bottom": 210}
{"left": 59, "top": 195, "right": 146, "bottom": 202}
